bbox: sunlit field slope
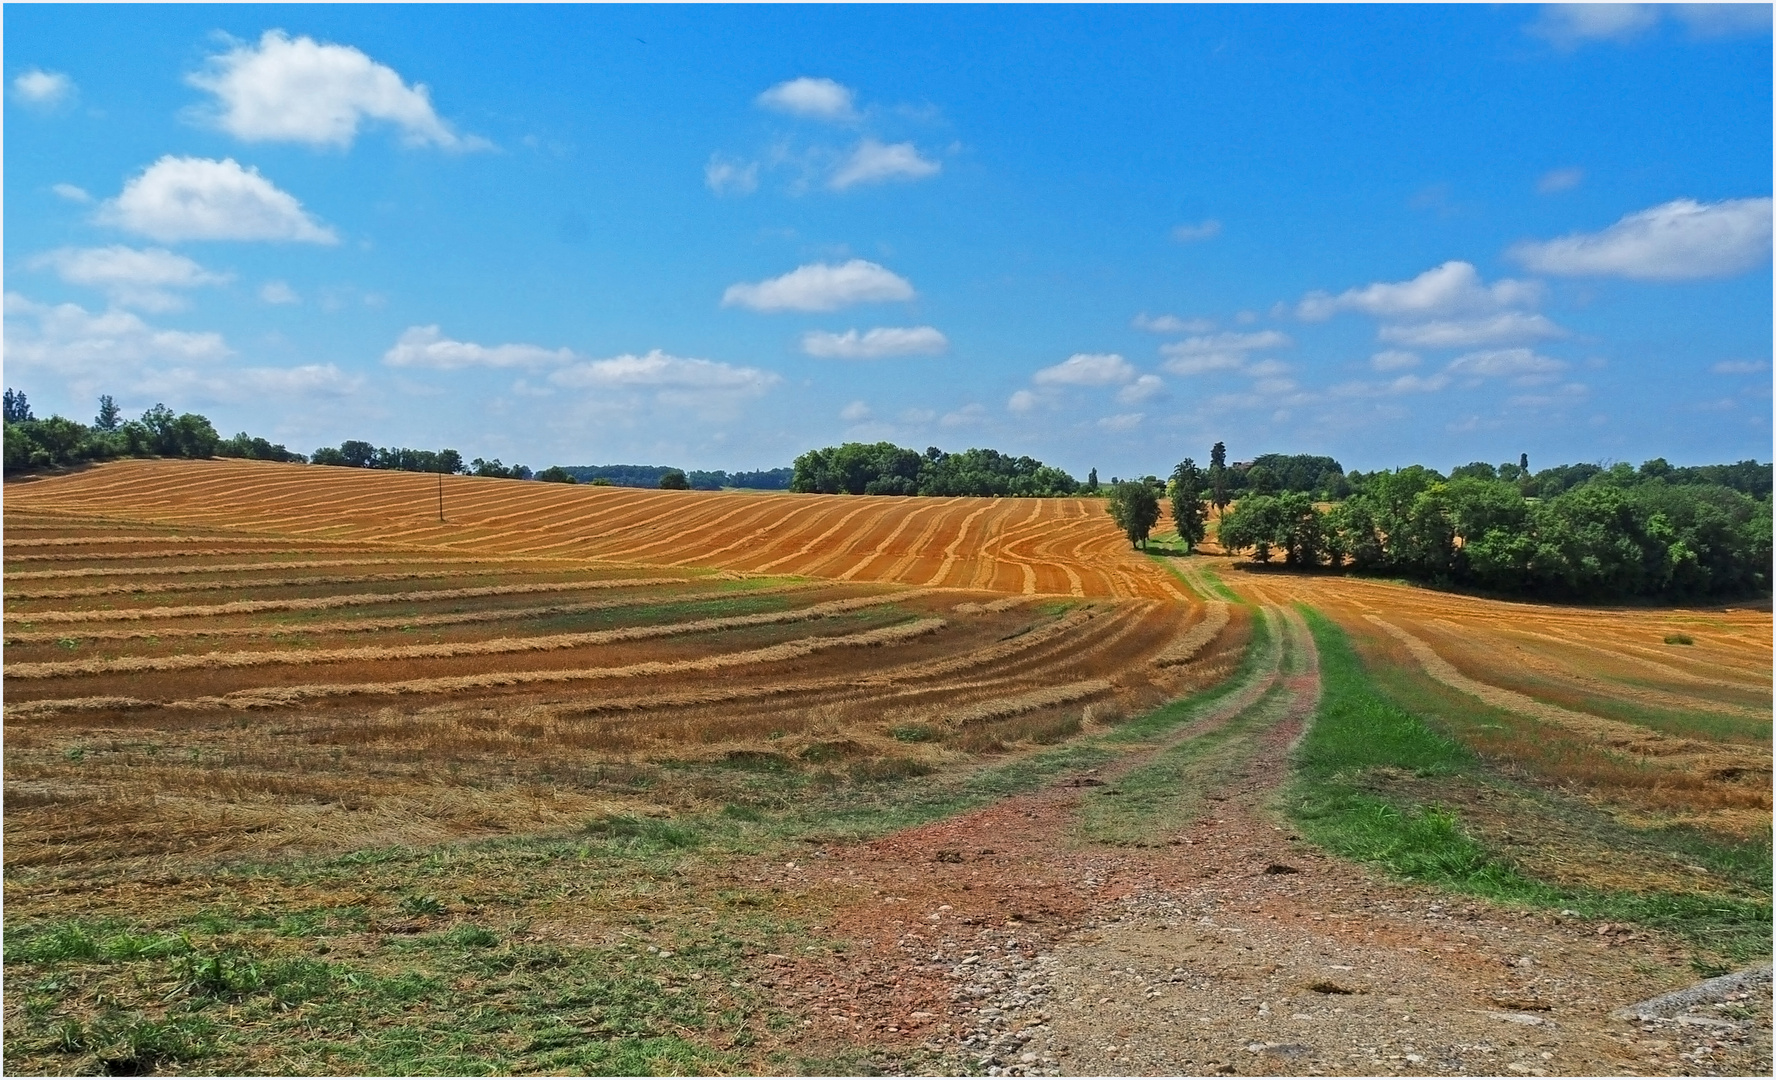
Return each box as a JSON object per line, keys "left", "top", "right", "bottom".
{"left": 3, "top": 458, "right": 1231, "bottom": 869}
{"left": 1221, "top": 560, "right": 1772, "bottom": 838}
{"left": 4, "top": 458, "right": 1185, "bottom": 600}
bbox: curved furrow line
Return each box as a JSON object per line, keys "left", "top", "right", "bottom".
{"left": 829, "top": 500, "right": 940, "bottom": 581}
{"left": 866, "top": 500, "right": 960, "bottom": 584}
{"left": 749, "top": 501, "right": 886, "bottom": 574}
{"left": 794, "top": 501, "right": 918, "bottom": 579}
{"left": 6, "top": 590, "right": 935, "bottom": 679}
{"left": 658, "top": 500, "right": 827, "bottom": 568}
{"left": 1364, "top": 614, "right": 1770, "bottom": 773}
{"left": 5, "top": 566, "right": 597, "bottom": 601}
{"left": 1421, "top": 617, "right": 1770, "bottom": 721}
{"left": 923, "top": 503, "right": 996, "bottom": 588}
{"left": 4, "top": 557, "right": 528, "bottom": 581}
{"left": 3, "top": 618, "right": 949, "bottom": 719}
{"left": 6, "top": 576, "right": 696, "bottom": 624}
{"left": 2, "top": 581, "right": 829, "bottom": 644}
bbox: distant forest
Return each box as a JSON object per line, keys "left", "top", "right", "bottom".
{"left": 6, "top": 388, "right": 1770, "bottom": 602}
{"left": 1, "top": 390, "right": 796, "bottom": 488}
{"left": 1212, "top": 460, "right": 1773, "bottom": 601}
{"left": 791, "top": 442, "right": 1083, "bottom": 496}
{"left": 559, "top": 465, "right": 792, "bottom": 490}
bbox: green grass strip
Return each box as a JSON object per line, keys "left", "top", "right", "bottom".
{"left": 1286, "top": 605, "right": 1771, "bottom": 967}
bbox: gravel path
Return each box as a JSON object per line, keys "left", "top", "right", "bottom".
{"left": 765, "top": 605, "right": 1772, "bottom": 1076}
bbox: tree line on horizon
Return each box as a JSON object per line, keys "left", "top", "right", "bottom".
{"left": 1122, "top": 440, "right": 1772, "bottom": 602}
{"left": 1, "top": 391, "right": 792, "bottom": 488}
{"left": 6, "top": 388, "right": 1769, "bottom": 600}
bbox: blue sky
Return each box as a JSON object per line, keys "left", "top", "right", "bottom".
{"left": 6, "top": 4, "right": 1771, "bottom": 476}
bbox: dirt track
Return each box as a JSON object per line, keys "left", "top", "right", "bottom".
{"left": 762, "top": 605, "right": 1771, "bottom": 1076}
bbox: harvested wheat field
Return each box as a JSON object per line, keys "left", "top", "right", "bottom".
{"left": 3, "top": 460, "right": 1769, "bottom": 1077}
{"left": 4, "top": 457, "right": 1187, "bottom": 600}
{"left": 1221, "top": 560, "right": 1773, "bottom": 838}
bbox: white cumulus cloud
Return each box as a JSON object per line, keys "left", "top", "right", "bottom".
{"left": 1509, "top": 197, "right": 1773, "bottom": 280}
{"left": 756, "top": 77, "right": 857, "bottom": 121}
{"left": 1007, "top": 389, "right": 1039, "bottom": 415}
{"left": 1298, "top": 261, "right": 1541, "bottom": 321}
{"left": 1097, "top": 413, "right": 1144, "bottom": 432}
{"left": 98, "top": 156, "right": 337, "bottom": 244}
{"left": 830, "top": 138, "right": 941, "bottom": 190}
{"left": 802, "top": 326, "right": 948, "bottom": 359}
{"left": 13, "top": 68, "right": 74, "bottom": 108}
{"left": 1033, "top": 353, "right": 1137, "bottom": 387}
{"left": 839, "top": 400, "right": 872, "bottom": 421}
{"left": 722, "top": 260, "right": 914, "bottom": 312}
{"left": 30, "top": 246, "right": 231, "bottom": 312}
{"left": 52, "top": 183, "right": 91, "bottom": 203}
{"left": 188, "top": 30, "right": 473, "bottom": 149}
{"left": 383, "top": 325, "right": 576, "bottom": 370}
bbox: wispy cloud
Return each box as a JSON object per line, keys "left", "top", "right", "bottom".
{"left": 30, "top": 245, "right": 231, "bottom": 312}
{"left": 1171, "top": 219, "right": 1222, "bottom": 243}
{"left": 704, "top": 154, "right": 759, "bottom": 196}
{"left": 829, "top": 138, "right": 940, "bottom": 189}
{"left": 12, "top": 68, "right": 74, "bottom": 109}
{"left": 801, "top": 325, "right": 948, "bottom": 358}
{"left": 1537, "top": 166, "right": 1584, "bottom": 194}
{"left": 383, "top": 325, "right": 575, "bottom": 370}
{"left": 1378, "top": 312, "right": 1567, "bottom": 349}
{"left": 1510, "top": 197, "right": 1773, "bottom": 280}
{"left": 1160, "top": 330, "right": 1291, "bottom": 375}
{"left": 1132, "top": 312, "right": 1214, "bottom": 334}
{"left": 722, "top": 260, "right": 914, "bottom": 312}
{"left": 1032, "top": 353, "right": 1137, "bottom": 387}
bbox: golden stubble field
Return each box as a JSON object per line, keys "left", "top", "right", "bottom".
{"left": 3, "top": 459, "right": 1234, "bottom": 876}
{"left": 4, "top": 459, "right": 1771, "bottom": 1077}
{"left": 1224, "top": 559, "right": 1772, "bottom": 840}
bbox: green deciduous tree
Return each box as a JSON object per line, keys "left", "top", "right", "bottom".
{"left": 1106, "top": 481, "right": 1162, "bottom": 549}
{"left": 1167, "top": 457, "right": 1207, "bottom": 552}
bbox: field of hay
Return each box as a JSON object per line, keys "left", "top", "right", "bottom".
{"left": 4, "top": 460, "right": 1770, "bottom": 1075}
{"left": 6, "top": 458, "right": 1186, "bottom": 600}
{"left": 3, "top": 459, "right": 1230, "bottom": 874}
{"left": 1224, "top": 560, "right": 1773, "bottom": 838}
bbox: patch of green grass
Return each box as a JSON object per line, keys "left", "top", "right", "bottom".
{"left": 6, "top": 921, "right": 191, "bottom": 964}
{"left": 1287, "top": 605, "right": 1772, "bottom": 965}
{"left": 54, "top": 1010, "right": 214, "bottom": 1072}
{"left": 582, "top": 814, "right": 703, "bottom": 852}
{"left": 1664, "top": 633, "right": 1695, "bottom": 645}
